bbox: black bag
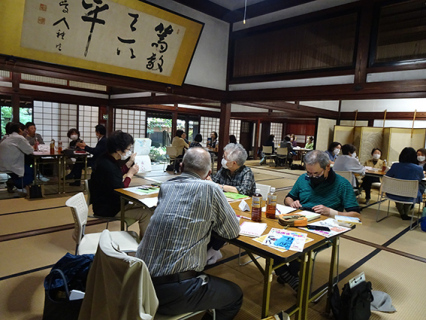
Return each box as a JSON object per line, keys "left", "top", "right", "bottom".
{"left": 336, "top": 281, "right": 374, "bottom": 320}
{"left": 43, "top": 269, "right": 83, "bottom": 320}
{"left": 42, "top": 253, "right": 94, "bottom": 320}
{"left": 166, "top": 164, "right": 174, "bottom": 172}
{"left": 26, "top": 184, "right": 44, "bottom": 199}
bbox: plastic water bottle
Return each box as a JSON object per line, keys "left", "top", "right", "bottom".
{"left": 265, "top": 187, "right": 277, "bottom": 219}
{"left": 251, "top": 188, "right": 262, "bottom": 222}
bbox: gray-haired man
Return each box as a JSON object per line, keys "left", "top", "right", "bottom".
{"left": 208, "top": 143, "right": 256, "bottom": 196}
{"left": 136, "top": 147, "right": 242, "bottom": 319}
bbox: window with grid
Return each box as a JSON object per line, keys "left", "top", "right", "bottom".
{"left": 33, "top": 101, "right": 78, "bottom": 144}
{"left": 229, "top": 119, "right": 241, "bottom": 144}
{"left": 200, "top": 116, "right": 220, "bottom": 146}
{"left": 114, "top": 108, "right": 146, "bottom": 139}
{"left": 78, "top": 105, "right": 99, "bottom": 147}
{"left": 270, "top": 123, "right": 283, "bottom": 146}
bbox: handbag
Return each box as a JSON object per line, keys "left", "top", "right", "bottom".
{"left": 42, "top": 269, "right": 83, "bottom": 320}
{"left": 26, "top": 184, "right": 44, "bottom": 199}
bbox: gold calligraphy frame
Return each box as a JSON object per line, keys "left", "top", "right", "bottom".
{"left": 0, "top": 0, "right": 204, "bottom": 86}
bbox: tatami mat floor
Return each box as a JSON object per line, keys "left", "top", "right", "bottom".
{"left": 1, "top": 161, "right": 425, "bottom": 319}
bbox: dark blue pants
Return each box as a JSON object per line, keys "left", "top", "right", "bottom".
{"left": 154, "top": 274, "right": 243, "bottom": 320}
{"left": 9, "top": 165, "right": 34, "bottom": 188}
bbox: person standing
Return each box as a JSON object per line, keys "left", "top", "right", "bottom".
{"left": 71, "top": 124, "right": 107, "bottom": 186}
{"left": 136, "top": 147, "right": 242, "bottom": 318}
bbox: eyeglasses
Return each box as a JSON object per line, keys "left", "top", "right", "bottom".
{"left": 306, "top": 169, "right": 324, "bottom": 178}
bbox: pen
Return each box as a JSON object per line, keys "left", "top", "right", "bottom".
{"left": 236, "top": 215, "right": 251, "bottom": 220}
{"left": 306, "top": 225, "right": 330, "bottom": 231}
{"left": 276, "top": 209, "right": 282, "bottom": 215}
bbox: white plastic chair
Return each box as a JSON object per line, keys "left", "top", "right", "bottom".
{"left": 376, "top": 176, "right": 420, "bottom": 229}
{"left": 79, "top": 230, "right": 215, "bottom": 320}
{"left": 65, "top": 192, "right": 139, "bottom": 255}
{"left": 84, "top": 179, "right": 129, "bottom": 230}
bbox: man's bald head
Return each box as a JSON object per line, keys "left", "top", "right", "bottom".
{"left": 182, "top": 147, "right": 212, "bottom": 178}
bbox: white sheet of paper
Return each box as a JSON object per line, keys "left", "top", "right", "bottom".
{"left": 138, "top": 197, "right": 158, "bottom": 208}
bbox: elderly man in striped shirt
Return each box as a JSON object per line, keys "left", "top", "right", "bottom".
{"left": 136, "top": 147, "right": 242, "bottom": 319}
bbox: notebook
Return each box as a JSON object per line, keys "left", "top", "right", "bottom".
{"left": 239, "top": 221, "right": 267, "bottom": 238}
{"left": 294, "top": 210, "right": 321, "bottom": 221}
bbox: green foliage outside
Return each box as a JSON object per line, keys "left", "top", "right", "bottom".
{"left": 147, "top": 117, "right": 172, "bottom": 134}
{"left": 1, "top": 106, "right": 12, "bottom": 137}
{"left": 149, "top": 146, "right": 167, "bottom": 163}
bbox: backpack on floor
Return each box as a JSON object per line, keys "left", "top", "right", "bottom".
{"left": 333, "top": 281, "right": 374, "bottom": 320}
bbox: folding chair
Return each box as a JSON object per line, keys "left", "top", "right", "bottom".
{"left": 164, "top": 146, "right": 179, "bottom": 172}
{"left": 262, "top": 146, "right": 275, "bottom": 165}
{"left": 84, "top": 180, "right": 129, "bottom": 230}
{"left": 334, "top": 171, "right": 361, "bottom": 198}
{"left": 79, "top": 230, "right": 215, "bottom": 320}
{"left": 275, "top": 147, "right": 289, "bottom": 167}
{"left": 376, "top": 176, "right": 420, "bottom": 229}
{"left": 65, "top": 192, "right": 139, "bottom": 255}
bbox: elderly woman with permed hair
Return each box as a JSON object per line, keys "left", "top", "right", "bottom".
{"left": 207, "top": 143, "right": 256, "bottom": 196}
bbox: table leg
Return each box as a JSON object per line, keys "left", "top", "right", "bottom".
{"left": 326, "top": 237, "right": 339, "bottom": 313}
{"left": 63, "top": 156, "right": 66, "bottom": 193}
{"left": 300, "top": 252, "right": 314, "bottom": 320}
{"left": 261, "top": 257, "right": 273, "bottom": 318}
{"left": 57, "top": 157, "right": 61, "bottom": 194}
{"left": 33, "top": 157, "right": 38, "bottom": 184}
{"left": 83, "top": 156, "right": 88, "bottom": 191}
{"left": 120, "top": 196, "right": 126, "bottom": 231}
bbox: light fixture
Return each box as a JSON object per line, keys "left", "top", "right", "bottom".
{"left": 243, "top": 0, "right": 247, "bottom": 24}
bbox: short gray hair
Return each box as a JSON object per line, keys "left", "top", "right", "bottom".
{"left": 224, "top": 143, "right": 248, "bottom": 166}
{"left": 182, "top": 147, "right": 211, "bottom": 177}
{"left": 304, "top": 150, "right": 330, "bottom": 169}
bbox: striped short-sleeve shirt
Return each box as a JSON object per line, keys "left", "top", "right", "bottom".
{"left": 136, "top": 172, "right": 240, "bottom": 277}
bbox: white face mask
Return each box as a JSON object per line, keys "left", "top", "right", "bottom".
{"left": 70, "top": 135, "right": 78, "bottom": 141}
{"left": 221, "top": 158, "right": 229, "bottom": 169}
{"left": 418, "top": 156, "right": 425, "bottom": 162}
{"left": 333, "top": 148, "right": 340, "bottom": 155}
{"left": 351, "top": 152, "right": 357, "bottom": 158}
{"left": 372, "top": 154, "right": 381, "bottom": 160}
{"left": 121, "top": 150, "right": 132, "bottom": 160}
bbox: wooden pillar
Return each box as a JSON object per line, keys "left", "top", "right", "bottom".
{"left": 253, "top": 119, "right": 261, "bottom": 160}
{"left": 11, "top": 72, "right": 20, "bottom": 122}
{"left": 354, "top": 2, "right": 373, "bottom": 84}
{"left": 217, "top": 102, "right": 231, "bottom": 170}
{"left": 171, "top": 104, "right": 178, "bottom": 139}
{"left": 106, "top": 105, "right": 114, "bottom": 136}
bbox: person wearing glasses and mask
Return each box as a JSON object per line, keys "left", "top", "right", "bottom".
{"left": 275, "top": 150, "right": 360, "bottom": 292}
{"left": 89, "top": 131, "right": 152, "bottom": 239}
{"left": 207, "top": 143, "right": 256, "bottom": 196}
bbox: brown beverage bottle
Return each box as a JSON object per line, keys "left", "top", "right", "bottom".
{"left": 251, "top": 188, "right": 262, "bottom": 222}
{"left": 265, "top": 187, "right": 277, "bottom": 219}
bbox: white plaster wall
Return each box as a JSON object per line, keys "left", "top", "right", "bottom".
{"left": 341, "top": 99, "right": 426, "bottom": 112}
{"left": 231, "top": 104, "right": 266, "bottom": 113}
{"left": 149, "top": 0, "right": 229, "bottom": 90}
{"left": 374, "top": 120, "right": 426, "bottom": 128}
{"left": 303, "top": 101, "right": 340, "bottom": 111}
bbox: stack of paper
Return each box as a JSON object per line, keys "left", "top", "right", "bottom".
{"left": 239, "top": 221, "right": 267, "bottom": 237}
{"left": 138, "top": 197, "right": 158, "bottom": 208}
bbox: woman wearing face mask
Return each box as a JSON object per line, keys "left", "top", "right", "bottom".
{"left": 417, "top": 148, "right": 426, "bottom": 173}
{"left": 207, "top": 143, "right": 256, "bottom": 196}
{"left": 361, "top": 148, "right": 384, "bottom": 205}
{"left": 333, "top": 144, "right": 365, "bottom": 187}
{"left": 90, "top": 131, "right": 152, "bottom": 239}
{"left": 325, "top": 142, "right": 342, "bottom": 164}
{"left": 67, "top": 128, "right": 82, "bottom": 149}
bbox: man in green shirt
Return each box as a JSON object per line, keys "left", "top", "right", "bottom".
{"left": 278, "top": 150, "right": 360, "bottom": 291}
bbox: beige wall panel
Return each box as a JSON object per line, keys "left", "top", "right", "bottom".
{"left": 387, "top": 128, "right": 426, "bottom": 163}
{"left": 316, "top": 118, "right": 337, "bottom": 151}
{"left": 353, "top": 127, "right": 362, "bottom": 156}
{"left": 359, "top": 127, "right": 383, "bottom": 165}
{"left": 382, "top": 128, "right": 390, "bottom": 162}
{"left": 333, "top": 126, "right": 354, "bottom": 146}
